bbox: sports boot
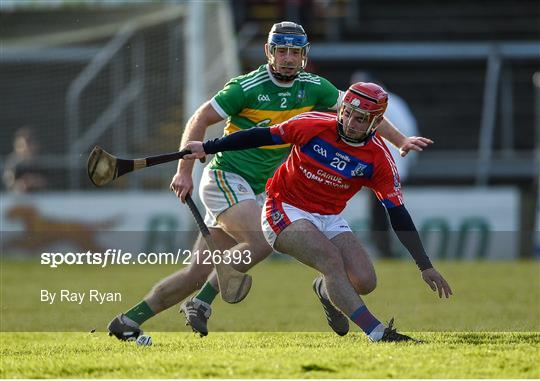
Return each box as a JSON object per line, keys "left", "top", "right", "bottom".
{"left": 312, "top": 276, "right": 349, "bottom": 336}
{"left": 379, "top": 318, "right": 420, "bottom": 342}
{"left": 180, "top": 299, "right": 212, "bottom": 337}
{"left": 107, "top": 313, "right": 142, "bottom": 341}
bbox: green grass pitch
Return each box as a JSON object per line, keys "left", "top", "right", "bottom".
{"left": 1, "top": 260, "right": 539, "bottom": 378}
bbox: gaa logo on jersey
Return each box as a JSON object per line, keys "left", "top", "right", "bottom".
{"left": 271, "top": 210, "right": 284, "bottom": 223}
{"left": 351, "top": 163, "right": 367, "bottom": 177}
{"left": 313, "top": 144, "right": 328, "bottom": 158}
{"left": 257, "top": 94, "right": 271, "bottom": 102}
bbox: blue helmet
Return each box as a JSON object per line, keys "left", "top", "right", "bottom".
{"left": 266, "top": 21, "right": 310, "bottom": 81}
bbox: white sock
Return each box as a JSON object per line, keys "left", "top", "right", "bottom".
{"left": 368, "top": 323, "right": 386, "bottom": 342}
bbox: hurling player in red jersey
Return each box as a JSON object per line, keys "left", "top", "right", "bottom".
{"left": 183, "top": 82, "right": 452, "bottom": 342}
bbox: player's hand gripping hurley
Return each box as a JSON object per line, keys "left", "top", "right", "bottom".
{"left": 87, "top": 146, "right": 252, "bottom": 303}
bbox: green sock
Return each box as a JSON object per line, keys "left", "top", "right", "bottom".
{"left": 124, "top": 300, "right": 155, "bottom": 325}
{"left": 194, "top": 282, "right": 219, "bottom": 304}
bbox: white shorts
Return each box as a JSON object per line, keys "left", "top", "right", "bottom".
{"left": 261, "top": 197, "right": 352, "bottom": 248}
{"left": 199, "top": 166, "right": 266, "bottom": 227}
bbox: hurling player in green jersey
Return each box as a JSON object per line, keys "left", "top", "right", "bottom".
{"left": 107, "top": 22, "right": 433, "bottom": 340}
{"left": 207, "top": 62, "right": 340, "bottom": 195}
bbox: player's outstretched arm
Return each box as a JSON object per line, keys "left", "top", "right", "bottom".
{"left": 377, "top": 118, "right": 434, "bottom": 157}
{"left": 386, "top": 205, "right": 453, "bottom": 298}
{"left": 182, "top": 127, "right": 277, "bottom": 160}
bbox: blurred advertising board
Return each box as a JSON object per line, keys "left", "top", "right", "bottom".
{"left": 1, "top": 187, "right": 522, "bottom": 259}
{"left": 342, "top": 187, "right": 520, "bottom": 259}
{"left": 1, "top": 192, "right": 194, "bottom": 258}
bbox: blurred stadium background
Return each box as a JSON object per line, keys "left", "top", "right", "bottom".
{"left": 1, "top": 1, "right": 539, "bottom": 273}
{"left": 1, "top": 5, "right": 539, "bottom": 379}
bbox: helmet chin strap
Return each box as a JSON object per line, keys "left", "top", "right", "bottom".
{"left": 337, "top": 105, "right": 382, "bottom": 144}
{"left": 269, "top": 64, "right": 300, "bottom": 81}
{"left": 267, "top": 47, "right": 307, "bottom": 82}
{"left": 337, "top": 121, "right": 371, "bottom": 144}
{"left": 337, "top": 115, "right": 379, "bottom": 144}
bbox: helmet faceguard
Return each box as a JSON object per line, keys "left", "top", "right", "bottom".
{"left": 266, "top": 21, "right": 310, "bottom": 82}
{"left": 338, "top": 82, "right": 388, "bottom": 144}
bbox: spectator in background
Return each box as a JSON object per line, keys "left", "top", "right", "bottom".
{"left": 351, "top": 71, "right": 420, "bottom": 258}
{"left": 3, "top": 127, "right": 48, "bottom": 193}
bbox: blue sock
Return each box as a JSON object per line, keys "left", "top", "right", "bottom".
{"left": 350, "top": 305, "right": 382, "bottom": 335}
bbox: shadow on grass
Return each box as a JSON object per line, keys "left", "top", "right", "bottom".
{"left": 301, "top": 363, "right": 336, "bottom": 373}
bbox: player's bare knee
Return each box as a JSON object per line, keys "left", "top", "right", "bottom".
{"left": 358, "top": 276, "right": 377, "bottom": 295}
{"left": 229, "top": 235, "right": 272, "bottom": 269}
{"left": 320, "top": 248, "right": 345, "bottom": 275}
{"left": 351, "top": 272, "right": 377, "bottom": 295}
{"left": 247, "top": 240, "right": 273, "bottom": 262}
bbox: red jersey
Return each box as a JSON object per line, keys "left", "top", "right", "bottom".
{"left": 268, "top": 111, "right": 404, "bottom": 215}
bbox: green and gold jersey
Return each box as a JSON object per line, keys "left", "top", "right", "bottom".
{"left": 209, "top": 64, "right": 340, "bottom": 194}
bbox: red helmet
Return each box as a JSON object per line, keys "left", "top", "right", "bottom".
{"left": 339, "top": 82, "right": 388, "bottom": 143}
